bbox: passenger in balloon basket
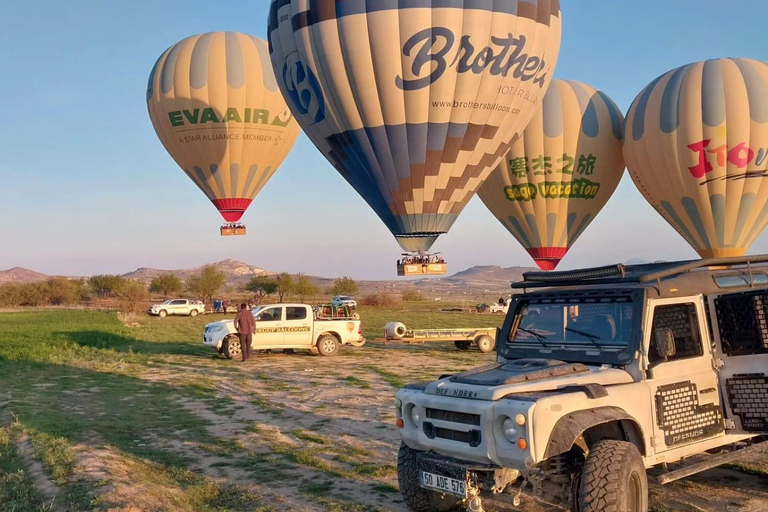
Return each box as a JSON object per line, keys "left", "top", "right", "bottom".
{"left": 234, "top": 303, "right": 255, "bottom": 363}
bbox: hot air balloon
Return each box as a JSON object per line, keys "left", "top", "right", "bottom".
{"left": 478, "top": 80, "right": 625, "bottom": 270}
{"left": 147, "top": 32, "right": 300, "bottom": 236}
{"left": 268, "top": 0, "right": 562, "bottom": 275}
{"left": 624, "top": 58, "right": 768, "bottom": 259}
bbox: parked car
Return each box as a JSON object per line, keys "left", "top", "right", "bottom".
{"left": 331, "top": 295, "right": 357, "bottom": 308}
{"left": 148, "top": 299, "right": 205, "bottom": 318}
{"left": 203, "top": 303, "right": 365, "bottom": 359}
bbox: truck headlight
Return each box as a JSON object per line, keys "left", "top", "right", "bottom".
{"left": 502, "top": 417, "right": 518, "bottom": 443}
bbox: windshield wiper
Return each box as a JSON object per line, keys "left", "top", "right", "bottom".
{"left": 516, "top": 328, "right": 551, "bottom": 348}
{"left": 565, "top": 327, "right": 603, "bottom": 348}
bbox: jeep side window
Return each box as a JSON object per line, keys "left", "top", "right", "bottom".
{"left": 715, "top": 291, "right": 768, "bottom": 355}
{"left": 649, "top": 303, "right": 703, "bottom": 363}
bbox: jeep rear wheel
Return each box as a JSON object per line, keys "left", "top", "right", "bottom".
{"left": 223, "top": 336, "right": 242, "bottom": 360}
{"left": 577, "top": 440, "right": 647, "bottom": 512}
{"left": 316, "top": 335, "right": 339, "bottom": 357}
{"left": 475, "top": 335, "right": 495, "bottom": 353}
{"left": 397, "top": 443, "right": 458, "bottom": 512}
{"left": 454, "top": 341, "right": 472, "bottom": 351}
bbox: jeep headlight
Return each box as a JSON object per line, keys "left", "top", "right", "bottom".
{"left": 410, "top": 406, "right": 420, "bottom": 425}
{"left": 502, "top": 417, "right": 518, "bottom": 443}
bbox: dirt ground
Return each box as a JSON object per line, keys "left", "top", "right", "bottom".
{"left": 124, "top": 342, "right": 768, "bottom": 512}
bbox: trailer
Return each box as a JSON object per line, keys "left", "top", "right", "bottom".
{"left": 383, "top": 322, "right": 497, "bottom": 353}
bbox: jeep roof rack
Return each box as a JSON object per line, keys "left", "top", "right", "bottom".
{"left": 512, "top": 255, "right": 768, "bottom": 290}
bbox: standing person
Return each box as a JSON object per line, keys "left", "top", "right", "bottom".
{"left": 234, "top": 303, "right": 256, "bottom": 363}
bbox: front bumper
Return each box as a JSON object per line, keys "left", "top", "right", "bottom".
{"left": 418, "top": 451, "right": 521, "bottom": 496}
{"left": 203, "top": 331, "right": 226, "bottom": 349}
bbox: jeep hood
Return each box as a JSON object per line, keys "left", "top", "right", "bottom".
{"left": 425, "top": 359, "right": 633, "bottom": 401}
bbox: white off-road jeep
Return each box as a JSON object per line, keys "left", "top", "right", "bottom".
{"left": 395, "top": 257, "right": 768, "bottom": 512}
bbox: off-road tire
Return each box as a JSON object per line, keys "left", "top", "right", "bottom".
{"left": 577, "top": 440, "right": 647, "bottom": 512}
{"left": 475, "top": 335, "right": 495, "bottom": 353}
{"left": 397, "top": 442, "right": 458, "bottom": 512}
{"left": 223, "top": 336, "right": 242, "bottom": 360}
{"left": 454, "top": 341, "right": 472, "bottom": 351}
{"left": 158, "top": 310, "right": 167, "bottom": 318}
{"left": 189, "top": 309, "right": 198, "bottom": 317}
{"left": 316, "top": 335, "right": 339, "bottom": 357}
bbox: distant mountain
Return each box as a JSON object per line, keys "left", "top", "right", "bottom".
{"left": 447, "top": 265, "right": 535, "bottom": 284}
{"left": 123, "top": 259, "right": 273, "bottom": 287}
{"left": 0, "top": 267, "right": 49, "bottom": 284}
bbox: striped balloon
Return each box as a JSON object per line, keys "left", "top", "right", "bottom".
{"left": 478, "top": 80, "right": 625, "bottom": 270}
{"left": 268, "top": 1, "right": 562, "bottom": 252}
{"left": 625, "top": 58, "right": 768, "bottom": 259}
{"left": 147, "top": 32, "right": 300, "bottom": 223}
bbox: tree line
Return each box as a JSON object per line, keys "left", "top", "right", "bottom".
{"left": 0, "top": 265, "right": 366, "bottom": 309}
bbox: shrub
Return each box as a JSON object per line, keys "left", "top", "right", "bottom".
{"left": 361, "top": 291, "right": 401, "bottom": 307}
{"left": 401, "top": 288, "right": 425, "bottom": 302}
{"left": 118, "top": 280, "right": 150, "bottom": 314}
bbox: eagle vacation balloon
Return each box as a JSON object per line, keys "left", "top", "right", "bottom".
{"left": 624, "top": 58, "right": 768, "bottom": 259}
{"left": 147, "top": 32, "right": 300, "bottom": 232}
{"left": 478, "top": 80, "right": 625, "bottom": 270}
{"left": 268, "top": 0, "right": 562, "bottom": 254}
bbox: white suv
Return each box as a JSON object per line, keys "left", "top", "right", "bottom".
{"left": 148, "top": 299, "right": 205, "bottom": 318}
{"left": 331, "top": 295, "right": 357, "bottom": 308}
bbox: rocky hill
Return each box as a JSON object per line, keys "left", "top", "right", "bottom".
{"left": 0, "top": 267, "right": 50, "bottom": 284}
{"left": 123, "top": 259, "right": 273, "bottom": 288}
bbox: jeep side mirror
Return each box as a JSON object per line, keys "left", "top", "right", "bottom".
{"left": 654, "top": 328, "right": 677, "bottom": 360}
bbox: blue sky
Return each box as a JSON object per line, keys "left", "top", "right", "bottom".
{"left": 2, "top": 1, "right": 768, "bottom": 279}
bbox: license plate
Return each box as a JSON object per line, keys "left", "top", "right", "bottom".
{"left": 420, "top": 471, "right": 466, "bottom": 497}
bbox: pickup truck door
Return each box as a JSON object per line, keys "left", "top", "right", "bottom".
{"left": 253, "top": 306, "right": 285, "bottom": 348}
{"left": 170, "top": 300, "right": 186, "bottom": 315}
{"left": 283, "top": 306, "right": 313, "bottom": 347}
{"left": 643, "top": 296, "right": 725, "bottom": 453}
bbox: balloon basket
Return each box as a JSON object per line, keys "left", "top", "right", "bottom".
{"left": 221, "top": 224, "right": 246, "bottom": 237}
{"left": 396, "top": 253, "right": 447, "bottom": 277}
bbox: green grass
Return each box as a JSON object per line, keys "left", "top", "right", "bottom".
{"left": 344, "top": 376, "right": 372, "bottom": 389}
{"left": 0, "top": 428, "right": 51, "bottom": 512}
{"left": 363, "top": 366, "right": 409, "bottom": 389}
{"left": 293, "top": 429, "right": 329, "bottom": 445}
{"left": 724, "top": 462, "right": 768, "bottom": 479}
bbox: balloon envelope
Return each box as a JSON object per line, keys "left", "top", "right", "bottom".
{"left": 478, "top": 80, "right": 625, "bottom": 270}
{"left": 147, "top": 32, "right": 300, "bottom": 222}
{"left": 268, "top": 1, "right": 562, "bottom": 252}
{"left": 624, "top": 58, "right": 768, "bottom": 259}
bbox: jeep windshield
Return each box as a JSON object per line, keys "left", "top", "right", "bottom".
{"left": 504, "top": 292, "right": 641, "bottom": 365}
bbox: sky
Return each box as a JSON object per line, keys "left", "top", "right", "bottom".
{"left": 2, "top": 1, "right": 768, "bottom": 280}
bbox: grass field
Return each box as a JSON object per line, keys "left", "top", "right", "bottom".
{"left": 0, "top": 306, "right": 765, "bottom": 512}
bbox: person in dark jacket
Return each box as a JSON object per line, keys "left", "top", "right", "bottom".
{"left": 234, "top": 303, "right": 256, "bottom": 362}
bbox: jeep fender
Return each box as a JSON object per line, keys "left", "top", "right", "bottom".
{"left": 544, "top": 406, "right": 646, "bottom": 459}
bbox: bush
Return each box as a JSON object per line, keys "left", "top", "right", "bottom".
{"left": 329, "top": 276, "right": 359, "bottom": 297}
{"left": 118, "top": 280, "right": 149, "bottom": 314}
{"left": 401, "top": 288, "right": 425, "bottom": 302}
{"left": 186, "top": 265, "right": 226, "bottom": 303}
{"left": 89, "top": 275, "right": 127, "bottom": 298}
{"left": 361, "top": 291, "right": 402, "bottom": 307}
{"left": 149, "top": 274, "right": 183, "bottom": 299}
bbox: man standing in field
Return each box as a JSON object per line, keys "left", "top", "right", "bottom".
{"left": 234, "top": 303, "right": 255, "bottom": 362}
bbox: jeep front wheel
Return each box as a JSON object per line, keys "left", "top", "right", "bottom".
{"left": 577, "top": 440, "right": 647, "bottom": 512}
{"left": 397, "top": 443, "right": 458, "bottom": 512}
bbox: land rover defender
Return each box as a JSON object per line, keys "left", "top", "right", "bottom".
{"left": 395, "top": 257, "right": 768, "bottom": 512}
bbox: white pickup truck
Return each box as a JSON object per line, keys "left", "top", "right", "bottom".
{"left": 203, "top": 303, "right": 365, "bottom": 359}
{"left": 148, "top": 299, "right": 205, "bottom": 318}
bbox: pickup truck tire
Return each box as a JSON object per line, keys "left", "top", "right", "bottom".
{"left": 317, "top": 335, "right": 339, "bottom": 357}
{"left": 475, "top": 335, "right": 495, "bottom": 353}
{"left": 189, "top": 309, "right": 198, "bottom": 317}
{"left": 454, "top": 341, "right": 472, "bottom": 351}
{"left": 397, "top": 442, "right": 458, "bottom": 512}
{"left": 223, "top": 336, "right": 242, "bottom": 360}
{"left": 158, "top": 310, "right": 167, "bottom": 318}
{"left": 577, "top": 440, "right": 647, "bottom": 512}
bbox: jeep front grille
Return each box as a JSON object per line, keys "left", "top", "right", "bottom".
{"left": 423, "top": 422, "right": 481, "bottom": 447}
{"left": 426, "top": 408, "right": 481, "bottom": 426}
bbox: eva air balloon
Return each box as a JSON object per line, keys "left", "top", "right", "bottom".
{"left": 478, "top": 80, "right": 625, "bottom": 270}
{"left": 625, "top": 58, "right": 768, "bottom": 259}
{"left": 147, "top": 32, "right": 300, "bottom": 235}
{"left": 268, "top": 0, "right": 562, "bottom": 270}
